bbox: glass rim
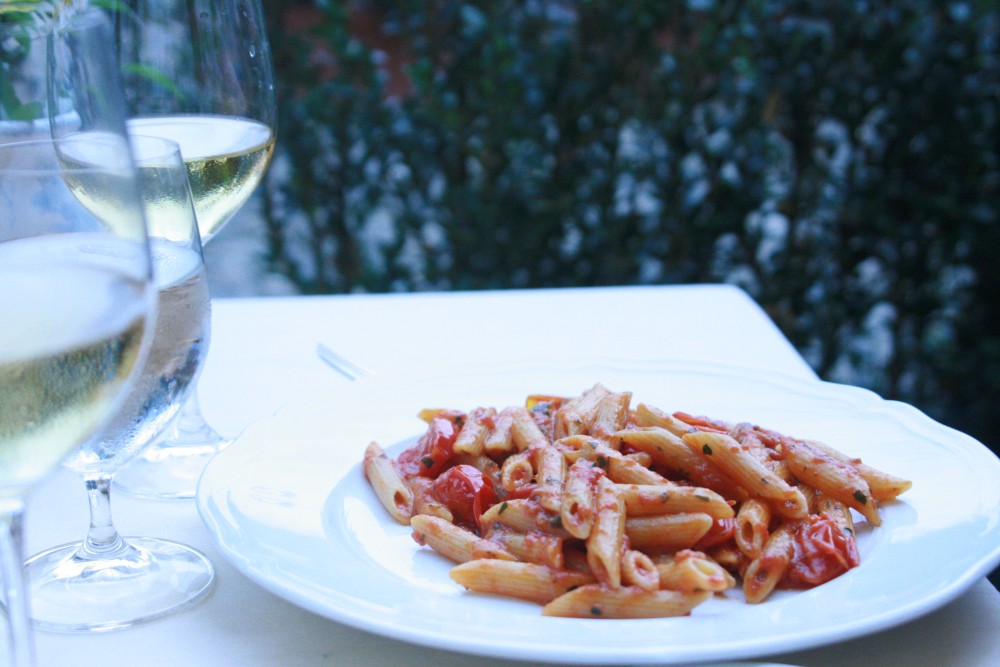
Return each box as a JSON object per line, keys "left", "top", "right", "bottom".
{"left": 0, "top": 135, "right": 135, "bottom": 176}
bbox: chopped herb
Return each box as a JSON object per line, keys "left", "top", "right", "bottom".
{"left": 659, "top": 492, "right": 671, "bottom": 503}
{"left": 498, "top": 501, "right": 509, "bottom": 514}
{"left": 853, "top": 490, "right": 868, "bottom": 505}
{"left": 696, "top": 495, "right": 710, "bottom": 502}
{"left": 702, "top": 444, "right": 713, "bottom": 455}
{"left": 420, "top": 456, "right": 435, "bottom": 468}
{"left": 590, "top": 605, "right": 602, "bottom": 616}
{"left": 596, "top": 456, "right": 609, "bottom": 469}
{"left": 549, "top": 514, "right": 563, "bottom": 529}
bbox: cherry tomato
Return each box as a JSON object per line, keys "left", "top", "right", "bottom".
{"left": 787, "top": 514, "right": 860, "bottom": 587}
{"left": 396, "top": 416, "right": 460, "bottom": 479}
{"left": 431, "top": 464, "right": 496, "bottom": 532}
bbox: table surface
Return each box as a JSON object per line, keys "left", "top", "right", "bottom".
{"left": 10, "top": 284, "right": 1000, "bottom": 666}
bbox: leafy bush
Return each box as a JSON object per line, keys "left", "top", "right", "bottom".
{"left": 260, "top": 0, "right": 1000, "bottom": 453}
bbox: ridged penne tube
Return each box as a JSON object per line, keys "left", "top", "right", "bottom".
{"left": 553, "top": 434, "right": 602, "bottom": 464}
{"left": 780, "top": 437, "right": 881, "bottom": 526}
{"left": 618, "top": 427, "right": 746, "bottom": 499}
{"left": 624, "top": 513, "right": 714, "bottom": 551}
{"left": 410, "top": 515, "right": 514, "bottom": 564}
{"left": 607, "top": 453, "right": 671, "bottom": 486}
{"left": 800, "top": 437, "right": 911, "bottom": 502}
{"left": 742, "top": 522, "right": 796, "bottom": 604}
{"left": 633, "top": 403, "right": 696, "bottom": 437}
{"left": 683, "top": 431, "right": 808, "bottom": 519}
{"left": 589, "top": 391, "right": 632, "bottom": 447}
{"left": 490, "top": 528, "right": 565, "bottom": 569}
{"left": 560, "top": 460, "right": 603, "bottom": 539}
{"left": 654, "top": 550, "right": 736, "bottom": 593}
{"left": 362, "top": 441, "right": 414, "bottom": 524}
{"left": 541, "top": 584, "right": 711, "bottom": 618}
{"left": 450, "top": 559, "right": 595, "bottom": 605}
{"left": 734, "top": 498, "right": 770, "bottom": 559}
{"left": 452, "top": 407, "right": 496, "bottom": 456}
{"left": 586, "top": 477, "right": 625, "bottom": 587}
{"left": 480, "top": 498, "right": 572, "bottom": 538}
{"left": 621, "top": 549, "right": 660, "bottom": 591}
{"left": 483, "top": 406, "right": 515, "bottom": 456}
{"left": 554, "top": 383, "right": 611, "bottom": 438}
{"left": 510, "top": 406, "right": 548, "bottom": 451}
{"left": 617, "top": 483, "right": 734, "bottom": 519}
{"left": 500, "top": 451, "right": 534, "bottom": 493}
{"left": 409, "top": 476, "right": 453, "bottom": 523}
{"left": 532, "top": 443, "right": 567, "bottom": 513}
{"left": 816, "top": 491, "right": 858, "bottom": 546}
{"left": 729, "top": 422, "right": 792, "bottom": 482}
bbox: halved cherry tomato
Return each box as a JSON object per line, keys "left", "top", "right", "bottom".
{"left": 431, "top": 464, "right": 496, "bottom": 532}
{"left": 786, "top": 514, "right": 860, "bottom": 587}
{"left": 396, "top": 416, "right": 460, "bottom": 479}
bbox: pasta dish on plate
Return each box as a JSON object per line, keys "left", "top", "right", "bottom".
{"left": 362, "top": 382, "right": 911, "bottom": 618}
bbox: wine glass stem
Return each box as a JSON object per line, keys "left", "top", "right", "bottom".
{"left": 0, "top": 499, "right": 36, "bottom": 667}
{"left": 173, "top": 388, "right": 212, "bottom": 444}
{"left": 81, "top": 474, "right": 127, "bottom": 558}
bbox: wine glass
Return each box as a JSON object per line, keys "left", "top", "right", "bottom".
{"left": 110, "top": 0, "right": 277, "bottom": 499}
{"left": 0, "top": 9, "right": 156, "bottom": 664}
{"left": 23, "top": 134, "right": 215, "bottom": 632}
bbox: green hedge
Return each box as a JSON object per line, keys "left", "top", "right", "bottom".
{"left": 260, "top": 0, "right": 1000, "bottom": 453}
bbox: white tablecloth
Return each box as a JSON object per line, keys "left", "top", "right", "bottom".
{"left": 12, "top": 285, "right": 1000, "bottom": 666}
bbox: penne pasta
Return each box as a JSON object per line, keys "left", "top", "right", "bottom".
{"left": 554, "top": 383, "right": 611, "bottom": 438}
{"left": 683, "top": 431, "right": 809, "bottom": 519}
{"left": 452, "top": 407, "right": 496, "bottom": 457}
{"left": 618, "top": 483, "right": 734, "bottom": 519}
{"left": 410, "top": 514, "right": 514, "bottom": 564}
{"left": 560, "top": 459, "right": 603, "bottom": 539}
{"left": 781, "top": 437, "right": 881, "bottom": 526}
{"left": 624, "top": 513, "right": 714, "bottom": 551}
{"left": 742, "top": 523, "right": 796, "bottom": 604}
{"left": 542, "top": 584, "right": 711, "bottom": 618}
{"left": 450, "top": 559, "right": 594, "bottom": 605}
{"left": 654, "top": 550, "right": 736, "bottom": 593}
{"left": 734, "top": 498, "right": 770, "bottom": 559}
{"left": 621, "top": 549, "right": 660, "bottom": 591}
{"left": 483, "top": 406, "right": 515, "bottom": 456}
{"left": 362, "top": 441, "right": 414, "bottom": 524}
{"left": 586, "top": 477, "right": 626, "bottom": 588}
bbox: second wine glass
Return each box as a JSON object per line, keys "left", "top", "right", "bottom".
{"left": 24, "top": 135, "right": 215, "bottom": 632}
{"left": 111, "top": 0, "right": 277, "bottom": 499}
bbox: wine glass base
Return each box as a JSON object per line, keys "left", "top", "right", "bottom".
{"left": 114, "top": 439, "right": 227, "bottom": 500}
{"left": 23, "top": 537, "right": 214, "bottom": 633}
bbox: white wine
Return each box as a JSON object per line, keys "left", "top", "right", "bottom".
{"left": 128, "top": 115, "right": 275, "bottom": 242}
{"left": 67, "top": 239, "right": 210, "bottom": 472}
{"left": 0, "top": 236, "right": 150, "bottom": 498}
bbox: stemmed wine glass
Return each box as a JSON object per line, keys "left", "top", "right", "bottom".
{"left": 24, "top": 134, "right": 215, "bottom": 632}
{"left": 111, "top": 0, "right": 277, "bottom": 499}
{"left": 0, "top": 8, "right": 156, "bottom": 664}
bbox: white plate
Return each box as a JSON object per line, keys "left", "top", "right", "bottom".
{"left": 196, "top": 359, "right": 1000, "bottom": 665}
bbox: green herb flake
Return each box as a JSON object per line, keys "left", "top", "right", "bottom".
{"left": 420, "top": 456, "right": 435, "bottom": 468}
{"left": 590, "top": 605, "right": 603, "bottom": 616}
{"left": 702, "top": 444, "right": 713, "bottom": 455}
{"left": 853, "top": 490, "right": 868, "bottom": 505}
{"left": 498, "top": 501, "right": 509, "bottom": 514}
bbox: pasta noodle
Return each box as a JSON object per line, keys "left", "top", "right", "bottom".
{"left": 361, "top": 382, "right": 911, "bottom": 617}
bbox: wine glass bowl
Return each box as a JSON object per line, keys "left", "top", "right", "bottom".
{"left": 24, "top": 135, "right": 215, "bottom": 632}
{"left": 1, "top": 7, "right": 156, "bottom": 662}
{"left": 111, "top": 0, "right": 277, "bottom": 498}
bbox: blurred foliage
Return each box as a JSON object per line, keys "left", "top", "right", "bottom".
{"left": 259, "top": 0, "right": 999, "bottom": 452}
